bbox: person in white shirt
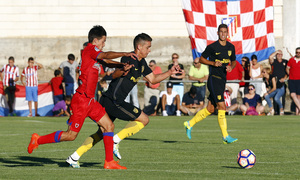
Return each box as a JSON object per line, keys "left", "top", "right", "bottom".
{"left": 160, "top": 81, "right": 181, "bottom": 116}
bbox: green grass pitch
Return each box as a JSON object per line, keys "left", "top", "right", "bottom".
{"left": 0, "top": 115, "right": 299, "bottom": 179}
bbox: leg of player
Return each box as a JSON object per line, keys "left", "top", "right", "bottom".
{"left": 113, "top": 112, "right": 149, "bottom": 160}
{"left": 66, "top": 128, "right": 103, "bottom": 168}
{"left": 183, "top": 101, "right": 213, "bottom": 139}
{"left": 217, "top": 102, "right": 238, "bottom": 144}
{"left": 97, "top": 113, "right": 127, "bottom": 170}
{"left": 27, "top": 126, "right": 78, "bottom": 154}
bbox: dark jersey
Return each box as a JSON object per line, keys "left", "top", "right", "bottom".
{"left": 103, "top": 56, "right": 152, "bottom": 104}
{"left": 271, "top": 59, "right": 287, "bottom": 79}
{"left": 201, "top": 41, "right": 236, "bottom": 81}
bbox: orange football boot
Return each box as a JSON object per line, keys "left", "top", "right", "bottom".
{"left": 104, "top": 160, "right": 127, "bottom": 169}
{"left": 27, "top": 133, "right": 40, "bottom": 154}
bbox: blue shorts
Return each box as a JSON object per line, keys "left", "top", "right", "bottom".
{"left": 166, "top": 104, "right": 176, "bottom": 115}
{"left": 26, "top": 86, "right": 38, "bottom": 102}
{"left": 65, "top": 83, "right": 74, "bottom": 96}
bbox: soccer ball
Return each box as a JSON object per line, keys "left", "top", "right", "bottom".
{"left": 237, "top": 149, "right": 256, "bottom": 169}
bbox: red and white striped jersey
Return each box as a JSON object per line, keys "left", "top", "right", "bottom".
{"left": 1, "top": 64, "right": 19, "bottom": 86}
{"left": 22, "top": 65, "right": 39, "bottom": 87}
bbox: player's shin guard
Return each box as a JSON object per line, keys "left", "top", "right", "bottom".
{"left": 37, "top": 131, "right": 63, "bottom": 144}
{"left": 103, "top": 132, "right": 114, "bottom": 162}
{"left": 116, "top": 121, "right": 145, "bottom": 141}
{"left": 218, "top": 110, "right": 229, "bottom": 138}
{"left": 75, "top": 131, "right": 103, "bottom": 157}
{"left": 189, "top": 108, "right": 211, "bottom": 127}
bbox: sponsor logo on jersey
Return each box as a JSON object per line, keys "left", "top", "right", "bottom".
{"left": 216, "top": 52, "right": 221, "bottom": 55}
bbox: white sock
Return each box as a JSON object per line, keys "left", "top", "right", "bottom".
{"left": 70, "top": 152, "right": 80, "bottom": 161}
{"left": 113, "top": 134, "right": 121, "bottom": 144}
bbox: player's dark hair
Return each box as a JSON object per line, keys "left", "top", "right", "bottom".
{"left": 8, "top": 56, "right": 14, "bottom": 61}
{"left": 54, "top": 69, "right": 61, "bottom": 76}
{"left": 251, "top": 54, "right": 257, "bottom": 60}
{"left": 133, "top": 33, "right": 152, "bottom": 50}
{"left": 65, "top": 96, "right": 72, "bottom": 102}
{"left": 88, "top": 25, "right": 107, "bottom": 43}
{"left": 28, "top": 57, "right": 34, "bottom": 62}
{"left": 218, "top": 24, "right": 228, "bottom": 32}
{"left": 149, "top": 60, "right": 156, "bottom": 64}
{"left": 296, "top": 47, "right": 300, "bottom": 53}
{"left": 68, "top": 54, "right": 75, "bottom": 61}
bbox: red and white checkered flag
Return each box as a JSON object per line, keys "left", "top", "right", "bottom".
{"left": 181, "top": 0, "right": 275, "bottom": 62}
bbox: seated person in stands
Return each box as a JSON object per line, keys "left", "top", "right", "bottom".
{"left": 160, "top": 82, "right": 181, "bottom": 116}
{"left": 240, "top": 84, "right": 265, "bottom": 115}
{"left": 225, "top": 86, "right": 239, "bottom": 115}
{"left": 180, "top": 86, "right": 203, "bottom": 116}
{"left": 52, "top": 96, "right": 71, "bottom": 117}
{"left": 262, "top": 67, "right": 285, "bottom": 116}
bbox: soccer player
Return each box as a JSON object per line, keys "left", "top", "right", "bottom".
{"left": 27, "top": 25, "right": 136, "bottom": 169}
{"left": 0, "top": 56, "right": 19, "bottom": 116}
{"left": 66, "top": 33, "right": 181, "bottom": 168}
{"left": 183, "top": 24, "right": 238, "bottom": 144}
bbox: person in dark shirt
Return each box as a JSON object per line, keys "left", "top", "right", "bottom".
{"left": 262, "top": 67, "right": 285, "bottom": 115}
{"left": 184, "top": 24, "right": 238, "bottom": 144}
{"left": 180, "top": 86, "right": 202, "bottom": 116}
{"left": 66, "top": 33, "right": 182, "bottom": 166}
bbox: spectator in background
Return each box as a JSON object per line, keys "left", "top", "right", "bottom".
{"left": 226, "top": 60, "right": 244, "bottom": 105}
{"left": 225, "top": 86, "right": 239, "bottom": 115}
{"left": 160, "top": 81, "right": 181, "bottom": 116}
{"left": 0, "top": 56, "right": 19, "bottom": 116}
{"left": 59, "top": 54, "right": 78, "bottom": 97}
{"left": 262, "top": 67, "right": 285, "bottom": 116}
{"left": 239, "top": 57, "right": 251, "bottom": 97}
{"left": 250, "top": 55, "right": 264, "bottom": 96}
{"left": 125, "top": 85, "right": 139, "bottom": 108}
{"left": 180, "top": 86, "right": 202, "bottom": 116}
{"left": 143, "top": 60, "right": 162, "bottom": 116}
{"left": 286, "top": 47, "right": 300, "bottom": 115}
{"left": 240, "top": 84, "right": 265, "bottom": 116}
{"left": 52, "top": 96, "right": 71, "bottom": 117}
{"left": 268, "top": 50, "right": 288, "bottom": 114}
{"left": 49, "top": 69, "right": 64, "bottom": 105}
{"left": 168, "top": 53, "right": 185, "bottom": 102}
{"left": 21, "top": 57, "right": 43, "bottom": 117}
{"left": 188, "top": 57, "right": 209, "bottom": 108}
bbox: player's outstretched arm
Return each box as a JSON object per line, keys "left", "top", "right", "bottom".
{"left": 97, "top": 52, "right": 137, "bottom": 62}
{"left": 145, "top": 64, "right": 181, "bottom": 84}
{"left": 111, "top": 63, "right": 134, "bottom": 79}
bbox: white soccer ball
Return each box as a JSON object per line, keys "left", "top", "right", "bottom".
{"left": 237, "top": 149, "right": 256, "bottom": 169}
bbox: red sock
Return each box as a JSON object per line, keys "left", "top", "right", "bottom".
{"left": 103, "top": 132, "right": 114, "bottom": 162}
{"left": 37, "top": 131, "right": 63, "bottom": 145}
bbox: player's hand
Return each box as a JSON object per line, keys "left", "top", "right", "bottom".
{"left": 170, "top": 64, "right": 182, "bottom": 74}
{"left": 226, "top": 65, "right": 232, "bottom": 72}
{"left": 124, "top": 52, "right": 138, "bottom": 60}
{"left": 213, "top": 61, "right": 222, "bottom": 67}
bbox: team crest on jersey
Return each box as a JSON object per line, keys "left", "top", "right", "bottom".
{"left": 228, "top": 50, "right": 232, "bottom": 57}
{"left": 217, "top": 95, "right": 222, "bottom": 100}
{"left": 94, "top": 46, "right": 100, "bottom": 52}
{"left": 133, "top": 108, "right": 138, "bottom": 113}
{"left": 75, "top": 123, "right": 79, "bottom": 128}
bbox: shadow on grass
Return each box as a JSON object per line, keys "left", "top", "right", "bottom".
{"left": 0, "top": 156, "right": 84, "bottom": 168}
{"left": 222, "top": 166, "right": 241, "bottom": 169}
{"left": 124, "top": 137, "right": 204, "bottom": 144}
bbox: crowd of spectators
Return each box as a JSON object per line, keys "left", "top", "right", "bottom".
{"left": 1, "top": 47, "right": 300, "bottom": 117}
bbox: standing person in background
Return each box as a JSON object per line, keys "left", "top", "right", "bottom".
{"left": 168, "top": 53, "right": 185, "bottom": 102}
{"left": 188, "top": 57, "right": 209, "bottom": 108}
{"left": 183, "top": 24, "right": 238, "bottom": 144}
{"left": 0, "top": 56, "right": 19, "bottom": 116}
{"left": 268, "top": 50, "right": 288, "bottom": 114}
{"left": 239, "top": 57, "right": 250, "bottom": 97}
{"left": 286, "top": 47, "right": 300, "bottom": 115}
{"left": 226, "top": 60, "right": 244, "bottom": 106}
{"left": 250, "top": 55, "right": 264, "bottom": 96}
{"left": 59, "top": 54, "right": 78, "bottom": 97}
{"left": 124, "top": 85, "right": 139, "bottom": 108}
{"left": 143, "top": 60, "right": 162, "bottom": 116}
{"left": 21, "top": 57, "right": 43, "bottom": 117}
{"left": 49, "top": 69, "right": 64, "bottom": 105}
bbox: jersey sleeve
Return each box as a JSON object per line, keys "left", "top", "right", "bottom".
{"left": 22, "top": 68, "right": 25, "bottom": 76}
{"left": 15, "top": 67, "right": 20, "bottom": 77}
{"left": 91, "top": 47, "right": 103, "bottom": 61}
{"left": 230, "top": 44, "right": 236, "bottom": 62}
{"left": 201, "top": 45, "right": 213, "bottom": 59}
{"left": 142, "top": 60, "right": 152, "bottom": 77}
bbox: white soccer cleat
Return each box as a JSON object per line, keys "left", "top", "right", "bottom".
{"left": 162, "top": 110, "right": 168, "bottom": 116}
{"left": 113, "top": 143, "right": 122, "bottom": 160}
{"left": 66, "top": 156, "right": 80, "bottom": 168}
